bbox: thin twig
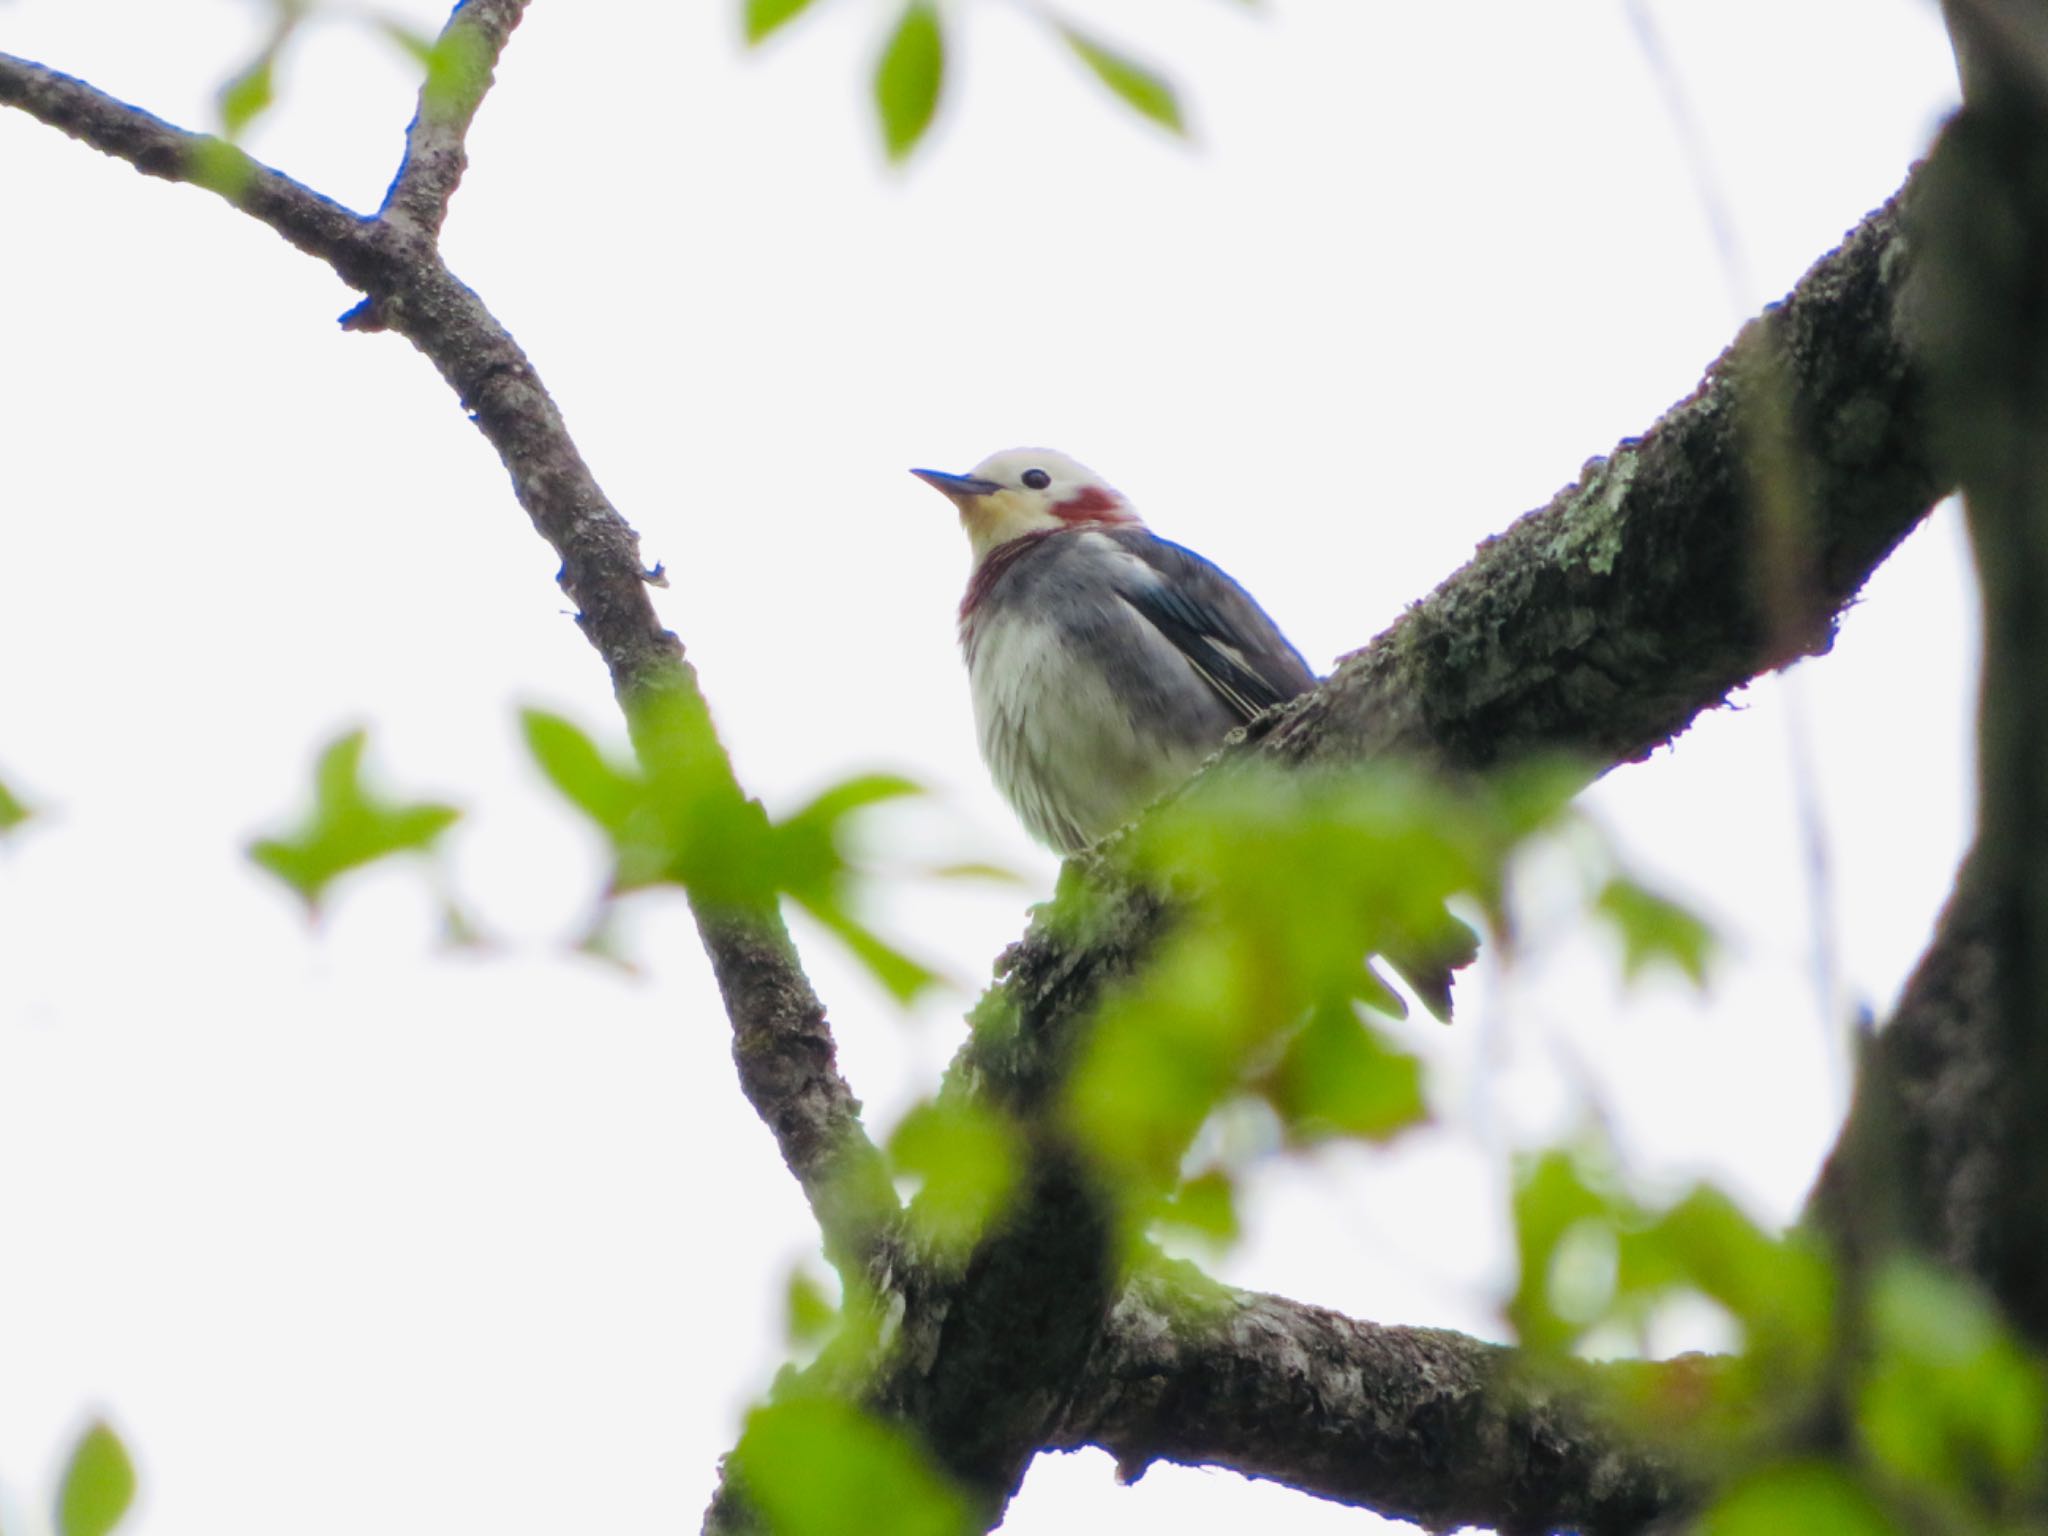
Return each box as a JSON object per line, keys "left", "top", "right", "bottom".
{"left": 0, "top": 21, "right": 897, "bottom": 1271}
{"left": 380, "top": 0, "right": 530, "bottom": 243}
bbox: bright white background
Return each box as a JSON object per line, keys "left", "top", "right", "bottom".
{"left": 0, "top": 2, "right": 1968, "bottom": 1532}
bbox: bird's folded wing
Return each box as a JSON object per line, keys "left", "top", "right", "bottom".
{"left": 1109, "top": 535, "right": 1317, "bottom": 724}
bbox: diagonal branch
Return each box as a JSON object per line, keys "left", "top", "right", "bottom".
{"left": 852, "top": 176, "right": 1951, "bottom": 1527}
{"left": 0, "top": 25, "right": 896, "bottom": 1268}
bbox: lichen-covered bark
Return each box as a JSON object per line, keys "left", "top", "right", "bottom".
{"left": 1260, "top": 190, "right": 1937, "bottom": 774}
{"left": 1053, "top": 1264, "right": 1697, "bottom": 1535}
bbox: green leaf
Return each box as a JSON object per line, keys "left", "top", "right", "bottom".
{"left": 1617, "top": 1187, "right": 1833, "bottom": 1359}
{"left": 247, "top": 729, "right": 460, "bottom": 911}
{"left": 1596, "top": 876, "right": 1715, "bottom": 988}
{"left": 217, "top": 56, "right": 275, "bottom": 140}
{"left": 1155, "top": 1168, "right": 1239, "bottom": 1247}
{"left": 1698, "top": 1462, "right": 1897, "bottom": 1536}
{"left": 1266, "top": 1003, "right": 1427, "bottom": 1143}
{"left": 797, "top": 897, "right": 942, "bottom": 1005}
{"left": 422, "top": 21, "right": 494, "bottom": 118}
{"left": 56, "top": 1422, "right": 135, "bottom": 1536}
{"left": 185, "top": 138, "right": 257, "bottom": 201}
{"left": 1060, "top": 27, "right": 1185, "bottom": 135}
{"left": 520, "top": 708, "right": 642, "bottom": 836}
{"left": 774, "top": 772, "right": 925, "bottom": 893}
{"left": 0, "top": 770, "right": 36, "bottom": 837}
{"left": 888, "top": 1098, "right": 1020, "bottom": 1261}
{"left": 1065, "top": 924, "right": 1260, "bottom": 1192}
{"left": 1858, "top": 1259, "right": 2047, "bottom": 1497}
{"left": 1507, "top": 1149, "right": 1615, "bottom": 1352}
{"left": 745, "top": 0, "right": 821, "bottom": 45}
{"left": 377, "top": 21, "right": 438, "bottom": 68}
{"left": 730, "top": 1398, "right": 971, "bottom": 1536}
{"left": 873, "top": 2, "right": 944, "bottom": 162}
{"left": 785, "top": 1267, "right": 839, "bottom": 1347}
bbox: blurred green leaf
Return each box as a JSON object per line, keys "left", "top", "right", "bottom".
{"left": 1508, "top": 1149, "right": 1614, "bottom": 1352}
{"left": 1266, "top": 1002, "right": 1427, "bottom": 1143}
{"left": 521, "top": 708, "right": 641, "bottom": 836}
{"left": 1698, "top": 1462, "right": 1897, "bottom": 1536}
{"left": 1155, "top": 1168, "right": 1239, "bottom": 1247}
{"left": 1060, "top": 28, "right": 1184, "bottom": 134}
{"left": 775, "top": 772, "right": 923, "bottom": 893}
{"left": 1858, "top": 1259, "right": 2047, "bottom": 1499}
{"left": 1596, "top": 876, "right": 1714, "bottom": 988}
{"left": 377, "top": 20, "right": 437, "bottom": 68}
{"left": 874, "top": 2, "right": 944, "bottom": 161}
{"left": 0, "top": 770, "right": 36, "bottom": 837}
{"left": 524, "top": 704, "right": 939, "bottom": 998}
{"left": 1511, "top": 1142, "right": 1834, "bottom": 1375}
{"left": 785, "top": 1267, "right": 839, "bottom": 1347}
{"left": 422, "top": 21, "right": 494, "bottom": 118}
{"left": 745, "top": 0, "right": 820, "bottom": 45}
{"left": 799, "top": 898, "right": 942, "bottom": 1005}
{"left": 1067, "top": 766, "right": 1509, "bottom": 1212}
{"left": 217, "top": 56, "right": 275, "bottom": 140}
{"left": 185, "top": 137, "right": 257, "bottom": 200}
{"left": 247, "top": 729, "right": 460, "bottom": 911}
{"left": 56, "top": 1422, "right": 134, "bottom": 1536}
{"left": 730, "top": 1398, "right": 971, "bottom": 1536}
{"left": 889, "top": 1098, "right": 1020, "bottom": 1261}
{"left": 1066, "top": 923, "right": 1257, "bottom": 1191}
{"left": 1616, "top": 1187, "right": 1833, "bottom": 1361}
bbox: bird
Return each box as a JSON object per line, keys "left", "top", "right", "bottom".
{"left": 910, "top": 447, "right": 1317, "bottom": 857}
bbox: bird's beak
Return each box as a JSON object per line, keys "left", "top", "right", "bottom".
{"left": 911, "top": 467, "right": 1003, "bottom": 501}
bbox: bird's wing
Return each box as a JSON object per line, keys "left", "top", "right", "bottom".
{"left": 1106, "top": 530, "right": 1318, "bottom": 725}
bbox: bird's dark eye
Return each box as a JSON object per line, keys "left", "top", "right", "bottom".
{"left": 1021, "top": 468, "right": 1052, "bottom": 490}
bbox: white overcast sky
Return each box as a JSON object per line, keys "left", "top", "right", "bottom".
{"left": 0, "top": 3, "right": 1968, "bottom": 1533}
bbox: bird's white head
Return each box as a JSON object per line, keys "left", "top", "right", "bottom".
{"left": 911, "top": 447, "right": 1142, "bottom": 566}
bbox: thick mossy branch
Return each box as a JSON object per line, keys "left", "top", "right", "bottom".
{"left": 1054, "top": 1264, "right": 1698, "bottom": 1534}
{"left": 872, "top": 179, "right": 1950, "bottom": 1528}
{"left": 1262, "top": 188, "right": 1938, "bottom": 774}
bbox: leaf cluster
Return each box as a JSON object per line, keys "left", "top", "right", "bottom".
{"left": 1511, "top": 1142, "right": 2048, "bottom": 1534}
{"left": 744, "top": 0, "right": 1190, "bottom": 162}
{"left": 524, "top": 696, "right": 943, "bottom": 1002}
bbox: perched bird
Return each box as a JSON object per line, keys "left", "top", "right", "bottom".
{"left": 911, "top": 447, "right": 1316, "bottom": 856}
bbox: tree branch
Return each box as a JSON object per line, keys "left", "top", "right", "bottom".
{"left": 850, "top": 173, "right": 1953, "bottom": 1529}
{"left": 0, "top": 25, "right": 895, "bottom": 1268}
{"left": 1891, "top": 79, "right": 2048, "bottom": 1345}
{"left": 0, "top": 53, "right": 390, "bottom": 286}
{"left": 379, "top": 0, "right": 528, "bottom": 243}
{"left": 1807, "top": 846, "right": 2002, "bottom": 1275}
{"left": 1052, "top": 1264, "right": 1698, "bottom": 1535}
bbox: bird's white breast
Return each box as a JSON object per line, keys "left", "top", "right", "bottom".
{"left": 966, "top": 602, "right": 1209, "bottom": 853}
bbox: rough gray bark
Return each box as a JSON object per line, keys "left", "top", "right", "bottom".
{"left": 1052, "top": 1263, "right": 1698, "bottom": 1535}
{"left": 1804, "top": 3, "right": 2048, "bottom": 1354}
{"left": 1900, "top": 90, "right": 2048, "bottom": 1346}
